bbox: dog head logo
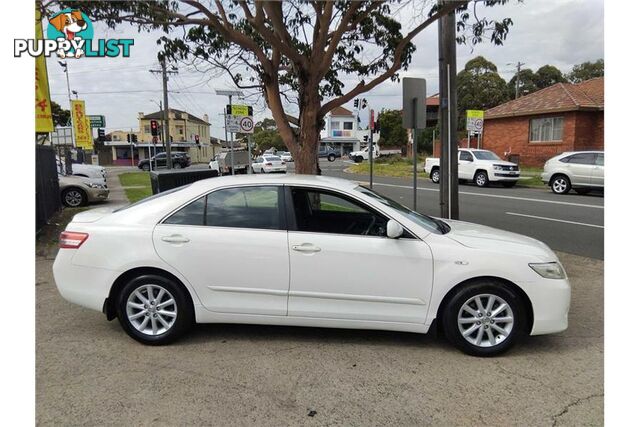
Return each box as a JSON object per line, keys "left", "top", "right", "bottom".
{"left": 48, "top": 10, "right": 87, "bottom": 40}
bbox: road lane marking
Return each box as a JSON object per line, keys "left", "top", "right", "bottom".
{"left": 363, "top": 182, "right": 604, "bottom": 209}
{"left": 505, "top": 212, "right": 604, "bottom": 229}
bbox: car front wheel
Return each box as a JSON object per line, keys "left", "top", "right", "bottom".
{"left": 441, "top": 280, "right": 527, "bottom": 357}
{"left": 116, "top": 274, "right": 193, "bottom": 345}
{"left": 141, "top": 164, "right": 150, "bottom": 172}
{"left": 173, "top": 162, "right": 182, "bottom": 169}
{"left": 474, "top": 171, "right": 489, "bottom": 187}
{"left": 328, "top": 154, "right": 336, "bottom": 162}
{"left": 551, "top": 175, "right": 571, "bottom": 194}
{"left": 61, "top": 187, "right": 87, "bottom": 207}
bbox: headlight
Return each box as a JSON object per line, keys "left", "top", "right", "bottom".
{"left": 529, "top": 262, "right": 566, "bottom": 279}
{"left": 84, "top": 183, "right": 104, "bottom": 189}
{"left": 493, "top": 164, "right": 504, "bottom": 170}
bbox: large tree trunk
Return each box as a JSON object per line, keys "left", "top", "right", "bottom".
{"left": 294, "top": 102, "right": 321, "bottom": 175}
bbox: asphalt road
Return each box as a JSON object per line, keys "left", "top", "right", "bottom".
{"left": 318, "top": 159, "right": 604, "bottom": 259}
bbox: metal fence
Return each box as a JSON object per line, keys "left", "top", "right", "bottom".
{"left": 36, "top": 145, "right": 61, "bottom": 231}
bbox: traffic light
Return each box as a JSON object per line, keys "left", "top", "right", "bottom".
{"left": 131, "top": 134, "right": 138, "bottom": 143}
{"left": 353, "top": 99, "right": 359, "bottom": 108}
{"left": 127, "top": 133, "right": 131, "bottom": 143}
{"left": 363, "top": 135, "right": 369, "bottom": 142}
{"left": 194, "top": 134, "right": 200, "bottom": 144}
{"left": 150, "top": 120, "right": 159, "bottom": 136}
{"left": 361, "top": 98, "right": 368, "bottom": 109}
{"left": 97, "top": 128, "right": 105, "bottom": 142}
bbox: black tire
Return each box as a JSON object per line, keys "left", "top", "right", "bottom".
{"left": 441, "top": 280, "right": 528, "bottom": 357}
{"left": 261, "top": 168, "right": 265, "bottom": 174}
{"left": 550, "top": 174, "right": 571, "bottom": 194}
{"left": 212, "top": 170, "right": 219, "bottom": 177}
{"left": 474, "top": 171, "right": 489, "bottom": 187}
{"left": 115, "top": 274, "right": 193, "bottom": 345}
{"left": 173, "top": 162, "right": 182, "bottom": 169}
{"left": 431, "top": 168, "right": 440, "bottom": 184}
{"left": 575, "top": 188, "right": 590, "bottom": 195}
{"left": 502, "top": 182, "right": 517, "bottom": 188}
{"left": 141, "top": 163, "right": 150, "bottom": 172}
{"left": 355, "top": 156, "right": 364, "bottom": 163}
{"left": 328, "top": 154, "right": 336, "bottom": 162}
{"left": 61, "top": 187, "right": 87, "bottom": 207}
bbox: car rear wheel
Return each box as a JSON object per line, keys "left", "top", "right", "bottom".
{"left": 355, "top": 156, "right": 364, "bottom": 163}
{"left": 328, "top": 154, "right": 336, "bottom": 162}
{"left": 116, "top": 274, "right": 193, "bottom": 345}
{"left": 474, "top": 171, "right": 489, "bottom": 187}
{"left": 442, "top": 280, "right": 527, "bottom": 357}
{"left": 551, "top": 175, "right": 571, "bottom": 194}
{"left": 431, "top": 169, "right": 440, "bottom": 183}
{"left": 141, "top": 164, "right": 150, "bottom": 172}
{"left": 61, "top": 187, "right": 87, "bottom": 207}
{"left": 173, "top": 162, "right": 182, "bottom": 169}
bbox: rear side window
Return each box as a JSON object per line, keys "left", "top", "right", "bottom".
{"left": 163, "top": 186, "right": 283, "bottom": 230}
{"left": 567, "top": 153, "right": 596, "bottom": 165}
{"left": 596, "top": 153, "right": 604, "bottom": 166}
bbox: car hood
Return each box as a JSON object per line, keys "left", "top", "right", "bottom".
{"left": 442, "top": 219, "right": 557, "bottom": 261}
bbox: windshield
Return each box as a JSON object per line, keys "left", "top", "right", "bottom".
{"left": 472, "top": 150, "right": 500, "bottom": 161}
{"left": 356, "top": 186, "right": 449, "bottom": 234}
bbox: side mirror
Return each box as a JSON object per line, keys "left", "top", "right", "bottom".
{"left": 386, "top": 219, "right": 404, "bottom": 239}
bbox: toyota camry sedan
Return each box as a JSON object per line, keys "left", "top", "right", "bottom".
{"left": 53, "top": 175, "right": 570, "bottom": 356}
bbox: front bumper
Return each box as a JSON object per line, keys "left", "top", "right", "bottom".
{"left": 527, "top": 276, "right": 571, "bottom": 335}
{"left": 87, "top": 188, "right": 110, "bottom": 203}
{"left": 489, "top": 170, "right": 520, "bottom": 181}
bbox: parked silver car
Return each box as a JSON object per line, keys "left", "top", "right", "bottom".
{"left": 58, "top": 174, "right": 110, "bottom": 207}
{"left": 541, "top": 151, "right": 604, "bottom": 194}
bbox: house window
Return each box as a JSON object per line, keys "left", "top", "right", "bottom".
{"left": 144, "top": 125, "right": 150, "bottom": 134}
{"left": 529, "top": 117, "right": 564, "bottom": 142}
{"left": 330, "top": 121, "right": 341, "bottom": 130}
{"left": 343, "top": 121, "right": 353, "bottom": 130}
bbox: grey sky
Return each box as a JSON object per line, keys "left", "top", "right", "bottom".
{"left": 45, "top": 0, "right": 603, "bottom": 140}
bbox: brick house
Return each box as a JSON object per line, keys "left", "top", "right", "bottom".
{"left": 482, "top": 77, "right": 604, "bottom": 167}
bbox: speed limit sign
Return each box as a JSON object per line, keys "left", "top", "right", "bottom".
{"left": 239, "top": 116, "right": 254, "bottom": 134}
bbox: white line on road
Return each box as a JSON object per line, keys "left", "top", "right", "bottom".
{"left": 505, "top": 212, "right": 604, "bottom": 229}
{"left": 366, "top": 182, "right": 604, "bottom": 209}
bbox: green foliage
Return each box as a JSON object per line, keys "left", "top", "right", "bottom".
{"left": 507, "top": 68, "right": 538, "bottom": 99}
{"left": 566, "top": 59, "right": 604, "bottom": 83}
{"left": 415, "top": 126, "right": 437, "bottom": 154}
{"left": 51, "top": 101, "right": 70, "bottom": 127}
{"left": 377, "top": 110, "right": 407, "bottom": 148}
{"left": 457, "top": 56, "right": 509, "bottom": 128}
{"left": 533, "top": 65, "right": 566, "bottom": 89}
{"left": 253, "top": 123, "right": 286, "bottom": 154}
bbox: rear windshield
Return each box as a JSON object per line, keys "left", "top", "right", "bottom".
{"left": 114, "top": 185, "right": 189, "bottom": 212}
{"left": 265, "top": 156, "right": 281, "bottom": 161}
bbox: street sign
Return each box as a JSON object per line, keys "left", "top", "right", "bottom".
{"left": 226, "top": 115, "right": 254, "bottom": 134}
{"left": 466, "top": 110, "right": 484, "bottom": 132}
{"left": 88, "top": 115, "right": 105, "bottom": 128}
{"left": 226, "top": 104, "right": 253, "bottom": 117}
{"left": 402, "top": 78, "right": 426, "bottom": 129}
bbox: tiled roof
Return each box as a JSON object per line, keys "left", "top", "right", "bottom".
{"left": 142, "top": 109, "right": 210, "bottom": 125}
{"left": 485, "top": 77, "right": 604, "bottom": 119}
{"left": 426, "top": 94, "right": 439, "bottom": 106}
{"left": 330, "top": 106, "right": 354, "bottom": 116}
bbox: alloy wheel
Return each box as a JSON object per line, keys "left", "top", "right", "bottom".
{"left": 457, "top": 293, "right": 514, "bottom": 347}
{"left": 126, "top": 284, "right": 178, "bottom": 336}
{"left": 476, "top": 173, "right": 487, "bottom": 186}
{"left": 432, "top": 170, "right": 440, "bottom": 183}
{"left": 64, "top": 190, "right": 83, "bottom": 207}
{"left": 552, "top": 177, "right": 568, "bottom": 193}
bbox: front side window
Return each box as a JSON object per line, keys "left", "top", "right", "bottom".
{"left": 163, "top": 186, "right": 283, "bottom": 230}
{"left": 530, "top": 117, "right": 564, "bottom": 142}
{"left": 290, "top": 188, "right": 388, "bottom": 237}
{"left": 459, "top": 151, "right": 473, "bottom": 161}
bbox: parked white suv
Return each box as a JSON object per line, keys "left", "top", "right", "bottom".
{"left": 541, "top": 151, "right": 604, "bottom": 194}
{"left": 424, "top": 149, "right": 520, "bottom": 187}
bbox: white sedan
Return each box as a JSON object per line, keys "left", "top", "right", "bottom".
{"left": 252, "top": 155, "right": 287, "bottom": 173}
{"left": 53, "top": 175, "right": 570, "bottom": 356}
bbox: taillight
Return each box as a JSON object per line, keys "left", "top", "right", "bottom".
{"left": 266, "top": 162, "right": 273, "bottom": 166}
{"left": 59, "top": 231, "right": 89, "bottom": 249}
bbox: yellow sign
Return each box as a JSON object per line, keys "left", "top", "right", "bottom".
{"left": 466, "top": 110, "right": 484, "bottom": 119}
{"left": 231, "top": 104, "right": 249, "bottom": 116}
{"left": 35, "top": 8, "right": 53, "bottom": 132}
{"left": 71, "top": 100, "right": 93, "bottom": 148}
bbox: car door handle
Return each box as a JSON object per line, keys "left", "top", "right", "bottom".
{"left": 161, "top": 234, "right": 190, "bottom": 244}
{"left": 291, "top": 244, "right": 321, "bottom": 253}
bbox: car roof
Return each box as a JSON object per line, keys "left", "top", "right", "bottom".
{"left": 188, "top": 173, "right": 359, "bottom": 192}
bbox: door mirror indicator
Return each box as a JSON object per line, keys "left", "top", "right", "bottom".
{"left": 386, "top": 220, "right": 403, "bottom": 239}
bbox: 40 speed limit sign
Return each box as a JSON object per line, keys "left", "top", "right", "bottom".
{"left": 239, "top": 116, "right": 254, "bottom": 133}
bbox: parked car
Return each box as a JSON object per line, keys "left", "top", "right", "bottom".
{"left": 56, "top": 157, "right": 107, "bottom": 184}
{"left": 53, "top": 175, "right": 569, "bottom": 356}
{"left": 58, "top": 174, "right": 109, "bottom": 208}
{"left": 138, "top": 152, "right": 191, "bottom": 171}
{"left": 252, "top": 155, "right": 287, "bottom": 173}
{"left": 209, "top": 151, "right": 251, "bottom": 175}
{"left": 541, "top": 151, "right": 604, "bottom": 195}
{"left": 318, "top": 145, "right": 340, "bottom": 162}
{"left": 278, "top": 151, "right": 293, "bottom": 162}
{"left": 349, "top": 144, "right": 380, "bottom": 163}
{"left": 425, "top": 149, "right": 520, "bottom": 187}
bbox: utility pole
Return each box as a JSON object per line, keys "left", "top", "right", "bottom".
{"left": 437, "top": 0, "right": 459, "bottom": 220}
{"left": 509, "top": 61, "right": 525, "bottom": 99}
{"left": 150, "top": 61, "right": 177, "bottom": 168}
